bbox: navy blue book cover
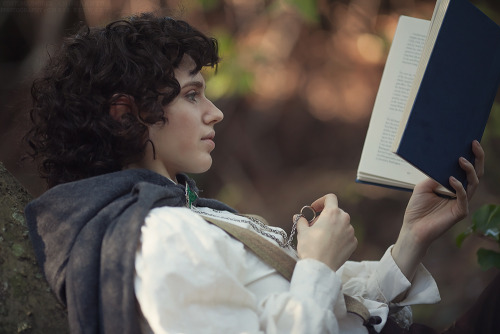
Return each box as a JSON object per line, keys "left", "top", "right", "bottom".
{"left": 395, "top": 0, "right": 500, "bottom": 193}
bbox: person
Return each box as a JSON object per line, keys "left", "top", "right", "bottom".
{"left": 23, "top": 13, "right": 492, "bottom": 334}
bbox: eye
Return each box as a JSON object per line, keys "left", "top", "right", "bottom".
{"left": 185, "top": 90, "right": 199, "bottom": 102}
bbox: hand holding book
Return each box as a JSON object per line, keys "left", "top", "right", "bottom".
{"left": 392, "top": 140, "right": 484, "bottom": 280}
{"left": 356, "top": 0, "right": 500, "bottom": 196}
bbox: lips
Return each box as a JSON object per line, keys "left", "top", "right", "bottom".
{"left": 201, "top": 131, "right": 216, "bottom": 151}
{"left": 202, "top": 131, "right": 215, "bottom": 141}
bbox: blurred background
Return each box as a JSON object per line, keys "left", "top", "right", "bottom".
{"left": 1, "top": 0, "right": 499, "bottom": 330}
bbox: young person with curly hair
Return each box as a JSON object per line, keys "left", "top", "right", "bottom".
{"left": 24, "top": 13, "right": 495, "bottom": 334}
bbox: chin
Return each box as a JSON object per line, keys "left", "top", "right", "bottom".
{"left": 188, "top": 158, "right": 213, "bottom": 174}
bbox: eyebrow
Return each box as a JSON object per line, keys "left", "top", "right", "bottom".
{"left": 181, "top": 80, "right": 204, "bottom": 90}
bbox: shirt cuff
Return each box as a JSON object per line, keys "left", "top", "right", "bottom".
{"left": 398, "top": 264, "right": 441, "bottom": 306}
{"left": 290, "top": 258, "right": 342, "bottom": 310}
{"left": 370, "top": 246, "right": 440, "bottom": 305}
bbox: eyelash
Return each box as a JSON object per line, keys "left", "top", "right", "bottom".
{"left": 186, "top": 91, "right": 200, "bottom": 102}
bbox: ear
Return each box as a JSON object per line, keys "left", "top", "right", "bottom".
{"left": 109, "top": 94, "right": 135, "bottom": 121}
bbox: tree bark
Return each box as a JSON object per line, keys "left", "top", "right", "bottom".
{"left": 0, "top": 163, "right": 68, "bottom": 333}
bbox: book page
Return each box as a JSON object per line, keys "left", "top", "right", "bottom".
{"left": 392, "top": 0, "right": 451, "bottom": 148}
{"left": 357, "top": 16, "right": 430, "bottom": 188}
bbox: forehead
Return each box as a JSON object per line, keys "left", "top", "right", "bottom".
{"left": 174, "top": 55, "right": 204, "bottom": 85}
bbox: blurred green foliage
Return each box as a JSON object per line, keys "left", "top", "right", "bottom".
{"left": 204, "top": 30, "right": 254, "bottom": 99}
{"left": 467, "top": 100, "right": 500, "bottom": 271}
{"left": 473, "top": 1, "right": 500, "bottom": 25}
{"left": 483, "top": 102, "right": 500, "bottom": 137}
{"left": 283, "top": 0, "right": 319, "bottom": 23}
{"left": 198, "top": 0, "right": 321, "bottom": 100}
{"left": 198, "top": 0, "right": 221, "bottom": 11}
{"left": 457, "top": 204, "right": 500, "bottom": 270}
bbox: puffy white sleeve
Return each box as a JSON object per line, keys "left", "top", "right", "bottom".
{"left": 134, "top": 207, "right": 347, "bottom": 334}
{"left": 337, "top": 247, "right": 441, "bottom": 332}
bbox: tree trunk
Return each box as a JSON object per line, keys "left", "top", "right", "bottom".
{"left": 0, "top": 163, "right": 68, "bottom": 333}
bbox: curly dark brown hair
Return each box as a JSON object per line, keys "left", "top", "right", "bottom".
{"left": 25, "top": 13, "right": 219, "bottom": 188}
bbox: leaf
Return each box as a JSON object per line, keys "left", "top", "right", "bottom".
{"left": 456, "top": 229, "right": 472, "bottom": 247}
{"left": 477, "top": 248, "right": 500, "bottom": 270}
{"left": 471, "top": 204, "right": 500, "bottom": 242}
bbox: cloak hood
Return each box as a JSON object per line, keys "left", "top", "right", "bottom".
{"left": 25, "top": 168, "right": 235, "bottom": 334}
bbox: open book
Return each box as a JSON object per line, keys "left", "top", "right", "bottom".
{"left": 356, "top": 0, "right": 500, "bottom": 196}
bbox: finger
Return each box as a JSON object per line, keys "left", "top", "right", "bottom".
{"left": 472, "top": 140, "right": 485, "bottom": 179}
{"left": 308, "top": 216, "right": 319, "bottom": 226}
{"left": 350, "top": 234, "right": 359, "bottom": 252}
{"left": 459, "top": 156, "right": 478, "bottom": 199}
{"left": 295, "top": 215, "right": 310, "bottom": 233}
{"left": 449, "top": 176, "right": 468, "bottom": 219}
{"left": 310, "top": 193, "right": 338, "bottom": 212}
{"left": 413, "top": 177, "right": 443, "bottom": 196}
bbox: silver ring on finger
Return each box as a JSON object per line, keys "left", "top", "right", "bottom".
{"left": 300, "top": 205, "right": 320, "bottom": 224}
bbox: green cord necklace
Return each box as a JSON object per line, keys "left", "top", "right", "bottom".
{"left": 185, "top": 183, "right": 198, "bottom": 209}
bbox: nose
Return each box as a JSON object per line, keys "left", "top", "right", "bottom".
{"left": 204, "top": 99, "right": 224, "bottom": 125}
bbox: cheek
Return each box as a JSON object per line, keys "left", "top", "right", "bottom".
{"left": 164, "top": 115, "right": 198, "bottom": 151}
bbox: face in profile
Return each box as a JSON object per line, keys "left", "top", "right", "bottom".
{"left": 144, "top": 55, "right": 224, "bottom": 180}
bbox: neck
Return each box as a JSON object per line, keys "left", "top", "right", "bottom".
{"left": 123, "top": 163, "right": 178, "bottom": 184}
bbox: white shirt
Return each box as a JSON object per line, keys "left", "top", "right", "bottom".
{"left": 134, "top": 206, "right": 440, "bottom": 334}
